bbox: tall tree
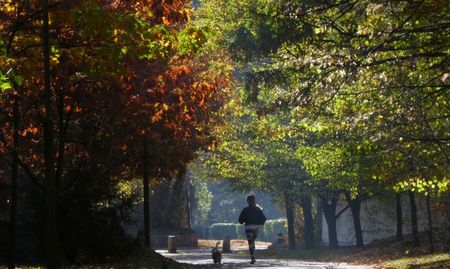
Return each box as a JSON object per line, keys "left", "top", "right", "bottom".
{"left": 1, "top": 0, "right": 230, "bottom": 262}
{"left": 8, "top": 87, "right": 19, "bottom": 269}
{"left": 408, "top": 191, "right": 419, "bottom": 247}
{"left": 300, "top": 195, "right": 314, "bottom": 249}
{"left": 396, "top": 192, "right": 403, "bottom": 241}
{"left": 42, "top": 0, "right": 58, "bottom": 266}
{"left": 198, "top": 0, "right": 450, "bottom": 249}
{"left": 143, "top": 137, "right": 150, "bottom": 247}
{"left": 319, "top": 192, "right": 339, "bottom": 249}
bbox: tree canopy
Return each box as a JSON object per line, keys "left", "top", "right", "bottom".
{"left": 196, "top": 0, "right": 449, "bottom": 196}
{"left": 0, "top": 0, "right": 231, "bottom": 265}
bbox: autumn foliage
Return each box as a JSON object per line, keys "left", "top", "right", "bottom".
{"left": 0, "top": 0, "right": 230, "bottom": 264}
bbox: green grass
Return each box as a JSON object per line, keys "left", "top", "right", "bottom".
{"left": 381, "top": 253, "right": 450, "bottom": 269}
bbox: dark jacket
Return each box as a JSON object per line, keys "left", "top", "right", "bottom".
{"left": 238, "top": 205, "right": 266, "bottom": 225}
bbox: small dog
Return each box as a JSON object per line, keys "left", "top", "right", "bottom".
{"left": 211, "top": 241, "right": 222, "bottom": 264}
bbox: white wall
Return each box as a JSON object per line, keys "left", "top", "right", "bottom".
{"left": 321, "top": 195, "right": 436, "bottom": 246}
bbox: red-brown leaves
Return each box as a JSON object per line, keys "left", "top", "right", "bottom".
{"left": 0, "top": 0, "right": 230, "bottom": 184}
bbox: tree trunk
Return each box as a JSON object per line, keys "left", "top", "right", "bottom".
{"left": 320, "top": 195, "right": 339, "bottom": 249}
{"left": 55, "top": 75, "right": 69, "bottom": 190}
{"left": 408, "top": 191, "right": 419, "bottom": 247}
{"left": 284, "top": 192, "right": 296, "bottom": 249}
{"left": 170, "top": 168, "right": 186, "bottom": 228}
{"left": 186, "top": 176, "right": 191, "bottom": 230}
{"left": 143, "top": 138, "right": 150, "bottom": 248}
{"left": 300, "top": 195, "right": 314, "bottom": 249}
{"left": 43, "top": 0, "right": 58, "bottom": 267}
{"left": 8, "top": 94, "right": 19, "bottom": 269}
{"left": 150, "top": 184, "right": 169, "bottom": 229}
{"left": 396, "top": 193, "right": 403, "bottom": 241}
{"left": 426, "top": 194, "right": 434, "bottom": 253}
{"left": 315, "top": 195, "right": 323, "bottom": 245}
{"left": 345, "top": 192, "right": 363, "bottom": 248}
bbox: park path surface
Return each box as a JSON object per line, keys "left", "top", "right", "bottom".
{"left": 156, "top": 248, "right": 374, "bottom": 269}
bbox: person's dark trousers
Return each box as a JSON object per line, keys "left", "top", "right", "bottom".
{"left": 245, "top": 229, "right": 258, "bottom": 261}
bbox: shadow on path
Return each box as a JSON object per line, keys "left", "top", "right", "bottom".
{"left": 156, "top": 248, "right": 373, "bottom": 269}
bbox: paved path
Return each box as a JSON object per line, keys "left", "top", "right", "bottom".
{"left": 156, "top": 248, "right": 373, "bottom": 269}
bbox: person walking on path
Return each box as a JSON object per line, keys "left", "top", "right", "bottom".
{"left": 238, "top": 195, "right": 266, "bottom": 264}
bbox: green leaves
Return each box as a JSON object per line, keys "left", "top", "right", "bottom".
{"left": 0, "top": 39, "right": 6, "bottom": 55}
{"left": 177, "top": 26, "right": 208, "bottom": 54}
{"left": 13, "top": 74, "right": 23, "bottom": 86}
{"left": 272, "top": 0, "right": 450, "bottom": 195}
{"left": 0, "top": 70, "right": 23, "bottom": 92}
{"left": 198, "top": 0, "right": 298, "bottom": 63}
{"left": 71, "top": 2, "right": 177, "bottom": 63}
{"left": 0, "top": 71, "right": 10, "bottom": 91}
{"left": 140, "top": 24, "right": 174, "bottom": 60}
{"left": 198, "top": 0, "right": 450, "bottom": 200}
{"left": 395, "top": 177, "right": 449, "bottom": 196}
{"left": 0, "top": 80, "right": 12, "bottom": 91}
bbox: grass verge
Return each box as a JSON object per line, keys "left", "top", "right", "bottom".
{"left": 254, "top": 231, "right": 449, "bottom": 269}
{"left": 380, "top": 253, "right": 450, "bottom": 269}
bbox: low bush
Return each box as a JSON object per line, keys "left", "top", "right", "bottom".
{"left": 236, "top": 224, "right": 246, "bottom": 239}
{"left": 209, "top": 223, "right": 239, "bottom": 239}
{"left": 206, "top": 219, "right": 287, "bottom": 241}
{"left": 192, "top": 225, "right": 209, "bottom": 239}
{"left": 260, "top": 218, "right": 287, "bottom": 241}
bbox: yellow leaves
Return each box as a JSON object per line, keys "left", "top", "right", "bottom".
{"left": 313, "top": 25, "right": 327, "bottom": 35}
{"left": 183, "top": 7, "right": 192, "bottom": 22}
{"left": 395, "top": 177, "right": 449, "bottom": 195}
{"left": 356, "top": 26, "right": 370, "bottom": 36}
{"left": 51, "top": 53, "right": 60, "bottom": 64}
{"left": 0, "top": 1, "right": 17, "bottom": 14}
{"left": 151, "top": 102, "right": 170, "bottom": 123}
{"left": 113, "top": 29, "right": 119, "bottom": 43}
{"left": 117, "top": 181, "right": 133, "bottom": 198}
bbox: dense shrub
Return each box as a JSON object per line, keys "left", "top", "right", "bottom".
{"left": 260, "top": 219, "right": 287, "bottom": 241}
{"left": 206, "top": 219, "right": 287, "bottom": 241}
{"left": 58, "top": 169, "right": 140, "bottom": 263}
{"left": 192, "top": 225, "right": 209, "bottom": 239}
{"left": 209, "top": 223, "right": 239, "bottom": 239}
{"left": 236, "top": 224, "right": 246, "bottom": 239}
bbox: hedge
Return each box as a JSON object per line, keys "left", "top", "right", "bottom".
{"left": 260, "top": 218, "right": 287, "bottom": 241}
{"left": 207, "top": 219, "right": 287, "bottom": 241}
{"left": 192, "top": 225, "right": 209, "bottom": 239}
{"left": 209, "top": 223, "right": 239, "bottom": 239}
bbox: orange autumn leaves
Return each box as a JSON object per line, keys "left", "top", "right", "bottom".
{"left": 0, "top": 0, "right": 230, "bottom": 182}
{"left": 122, "top": 52, "right": 230, "bottom": 175}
